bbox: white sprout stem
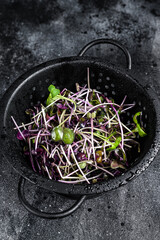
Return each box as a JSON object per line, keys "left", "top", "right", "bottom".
{"left": 63, "top": 169, "right": 79, "bottom": 178}
{"left": 66, "top": 101, "right": 72, "bottom": 110}
{"left": 74, "top": 145, "right": 83, "bottom": 153}
{"left": 22, "top": 123, "right": 27, "bottom": 130}
{"left": 35, "top": 129, "right": 42, "bottom": 151}
{"left": 13, "top": 120, "right": 35, "bottom": 129}
{"left": 81, "top": 131, "right": 112, "bottom": 145}
{"left": 89, "top": 163, "right": 114, "bottom": 177}
{"left": 82, "top": 138, "right": 87, "bottom": 153}
{"left": 107, "top": 105, "right": 124, "bottom": 150}
{"left": 45, "top": 136, "right": 49, "bottom": 157}
{"left": 67, "top": 144, "right": 71, "bottom": 161}
{"left": 11, "top": 116, "right": 26, "bottom": 141}
{"left": 28, "top": 138, "right": 36, "bottom": 172}
{"left": 74, "top": 122, "right": 80, "bottom": 133}
{"left": 85, "top": 88, "right": 90, "bottom": 112}
{"left": 79, "top": 126, "right": 108, "bottom": 134}
{"left": 42, "top": 106, "right": 47, "bottom": 129}
{"left": 109, "top": 109, "right": 133, "bottom": 134}
{"left": 90, "top": 145, "right": 110, "bottom": 150}
{"left": 115, "top": 111, "right": 124, "bottom": 150}
{"left": 60, "top": 145, "right": 71, "bottom": 165}
{"left": 71, "top": 85, "right": 87, "bottom": 98}
{"left": 43, "top": 154, "right": 52, "bottom": 179}
{"left": 57, "top": 115, "right": 70, "bottom": 128}
{"left": 59, "top": 160, "right": 93, "bottom": 169}
{"left": 76, "top": 98, "right": 93, "bottom": 107}
{"left": 34, "top": 114, "right": 41, "bottom": 127}
{"left": 82, "top": 102, "right": 120, "bottom": 118}
{"left": 46, "top": 116, "right": 56, "bottom": 124}
{"left": 57, "top": 166, "right": 64, "bottom": 179}
{"left": 124, "top": 143, "right": 132, "bottom": 148}
{"left": 85, "top": 168, "right": 98, "bottom": 176}
{"left": 86, "top": 146, "right": 91, "bottom": 162}
{"left": 59, "top": 109, "right": 66, "bottom": 124}
{"left": 71, "top": 139, "right": 85, "bottom": 148}
{"left": 96, "top": 93, "right": 102, "bottom": 103}
{"left": 58, "top": 173, "right": 102, "bottom": 184}
{"left": 103, "top": 132, "right": 107, "bottom": 162}
{"left": 63, "top": 176, "right": 82, "bottom": 179}
{"left": 32, "top": 98, "right": 60, "bottom": 118}
{"left": 68, "top": 109, "right": 74, "bottom": 125}
{"left": 50, "top": 145, "right": 58, "bottom": 158}
{"left": 56, "top": 149, "right": 65, "bottom": 165}
{"left": 91, "top": 118, "right": 96, "bottom": 166}
{"left": 70, "top": 146, "right": 90, "bottom": 184}
{"left": 120, "top": 95, "right": 127, "bottom": 106}
{"left": 107, "top": 112, "right": 116, "bottom": 127}
{"left": 87, "top": 67, "right": 90, "bottom": 90}
{"left": 121, "top": 105, "right": 135, "bottom": 113}
{"left": 78, "top": 131, "right": 99, "bottom": 144}
{"left": 73, "top": 90, "right": 89, "bottom": 100}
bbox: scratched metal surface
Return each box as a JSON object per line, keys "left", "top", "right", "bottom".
{"left": 0, "top": 0, "right": 160, "bottom": 240}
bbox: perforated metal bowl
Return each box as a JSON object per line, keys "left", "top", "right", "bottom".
{"left": 1, "top": 39, "right": 160, "bottom": 219}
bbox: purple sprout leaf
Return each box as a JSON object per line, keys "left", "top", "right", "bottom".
{"left": 17, "top": 130, "right": 30, "bottom": 140}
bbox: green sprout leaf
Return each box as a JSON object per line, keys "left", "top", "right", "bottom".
{"left": 111, "top": 160, "right": 126, "bottom": 169}
{"left": 48, "top": 85, "right": 60, "bottom": 98}
{"left": 46, "top": 85, "right": 60, "bottom": 106}
{"left": 133, "top": 112, "right": 147, "bottom": 137}
{"left": 107, "top": 137, "right": 121, "bottom": 151}
{"left": 79, "top": 162, "right": 87, "bottom": 169}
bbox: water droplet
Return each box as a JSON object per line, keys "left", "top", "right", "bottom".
{"left": 145, "top": 84, "right": 153, "bottom": 90}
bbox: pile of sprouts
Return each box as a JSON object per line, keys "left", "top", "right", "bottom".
{"left": 12, "top": 69, "right": 146, "bottom": 184}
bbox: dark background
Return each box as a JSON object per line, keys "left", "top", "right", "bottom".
{"left": 0, "top": 0, "right": 160, "bottom": 239}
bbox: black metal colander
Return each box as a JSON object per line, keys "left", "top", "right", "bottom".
{"left": 1, "top": 39, "right": 160, "bottom": 219}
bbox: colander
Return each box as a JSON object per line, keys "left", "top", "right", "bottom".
{"left": 0, "top": 39, "right": 160, "bottom": 219}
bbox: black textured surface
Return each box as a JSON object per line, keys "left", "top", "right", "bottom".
{"left": 0, "top": 0, "right": 160, "bottom": 239}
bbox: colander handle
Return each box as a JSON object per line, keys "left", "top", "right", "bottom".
{"left": 78, "top": 38, "right": 132, "bottom": 69}
{"left": 18, "top": 176, "right": 86, "bottom": 219}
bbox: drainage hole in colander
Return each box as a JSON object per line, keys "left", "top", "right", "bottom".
{"left": 104, "top": 92, "right": 108, "bottom": 96}
{"left": 96, "top": 86, "right": 101, "bottom": 90}
{"left": 105, "top": 85, "right": 109, "bottom": 89}
{"left": 111, "top": 83, "right": 115, "bottom": 88}
{"left": 98, "top": 78, "right": 102, "bottom": 83}
{"left": 45, "top": 78, "right": 49, "bottom": 83}
{"left": 29, "top": 95, "right": 33, "bottom": 100}
{"left": 106, "top": 76, "right": 110, "bottom": 81}
{"left": 112, "top": 91, "right": 116, "bottom": 95}
{"left": 99, "top": 72, "right": 103, "bottom": 77}
{"left": 138, "top": 101, "right": 142, "bottom": 106}
{"left": 145, "top": 114, "right": 148, "bottom": 119}
{"left": 32, "top": 87, "right": 36, "bottom": 91}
